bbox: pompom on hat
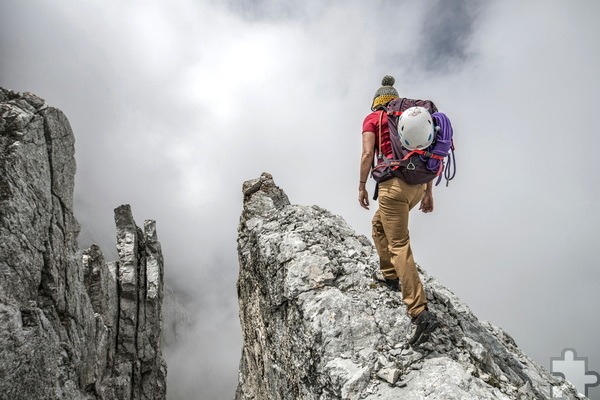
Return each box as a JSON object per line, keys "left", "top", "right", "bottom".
{"left": 371, "top": 75, "right": 399, "bottom": 111}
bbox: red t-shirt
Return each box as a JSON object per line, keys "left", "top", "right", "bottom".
{"left": 362, "top": 110, "right": 392, "bottom": 159}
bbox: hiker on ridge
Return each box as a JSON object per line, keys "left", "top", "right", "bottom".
{"left": 358, "top": 75, "right": 440, "bottom": 347}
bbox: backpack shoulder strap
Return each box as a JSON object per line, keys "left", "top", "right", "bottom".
{"left": 377, "top": 109, "right": 384, "bottom": 158}
{"left": 373, "top": 109, "right": 387, "bottom": 202}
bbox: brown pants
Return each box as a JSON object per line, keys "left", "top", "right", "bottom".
{"left": 372, "top": 177, "right": 427, "bottom": 318}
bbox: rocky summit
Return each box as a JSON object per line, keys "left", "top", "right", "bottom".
{"left": 0, "top": 88, "right": 166, "bottom": 399}
{"left": 236, "top": 173, "right": 585, "bottom": 400}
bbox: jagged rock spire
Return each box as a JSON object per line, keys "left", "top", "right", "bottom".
{"left": 236, "top": 174, "right": 583, "bottom": 399}
{"left": 0, "top": 88, "right": 166, "bottom": 399}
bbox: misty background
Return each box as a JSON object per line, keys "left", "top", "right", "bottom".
{"left": 1, "top": 1, "right": 599, "bottom": 399}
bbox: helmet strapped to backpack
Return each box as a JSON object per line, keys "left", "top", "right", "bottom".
{"left": 370, "top": 97, "right": 456, "bottom": 197}
{"left": 398, "top": 106, "right": 434, "bottom": 150}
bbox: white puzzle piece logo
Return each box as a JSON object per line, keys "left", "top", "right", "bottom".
{"left": 551, "top": 348, "right": 599, "bottom": 398}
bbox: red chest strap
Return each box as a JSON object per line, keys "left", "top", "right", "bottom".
{"left": 402, "top": 149, "right": 444, "bottom": 161}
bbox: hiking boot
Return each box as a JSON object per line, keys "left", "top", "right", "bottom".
{"left": 407, "top": 310, "right": 440, "bottom": 347}
{"left": 371, "top": 270, "right": 400, "bottom": 292}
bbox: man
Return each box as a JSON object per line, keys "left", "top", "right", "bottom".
{"left": 358, "top": 75, "right": 439, "bottom": 347}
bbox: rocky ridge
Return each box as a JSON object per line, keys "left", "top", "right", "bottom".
{"left": 0, "top": 88, "right": 166, "bottom": 399}
{"left": 235, "top": 173, "right": 584, "bottom": 400}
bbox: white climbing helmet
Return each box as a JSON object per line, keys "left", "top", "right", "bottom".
{"left": 397, "top": 106, "right": 435, "bottom": 150}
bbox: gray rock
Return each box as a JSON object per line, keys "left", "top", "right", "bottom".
{"left": 376, "top": 367, "right": 401, "bottom": 385}
{"left": 235, "top": 173, "right": 587, "bottom": 400}
{"left": 0, "top": 88, "right": 167, "bottom": 399}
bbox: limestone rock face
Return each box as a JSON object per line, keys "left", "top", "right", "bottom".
{"left": 0, "top": 88, "right": 166, "bottom": 399}
{"left": 236, "top": 173, "right": 584, "bottom": 400}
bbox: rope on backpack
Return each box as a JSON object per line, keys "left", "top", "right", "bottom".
{"left": 431, "top": 112, "right": 456, "bottom": 186}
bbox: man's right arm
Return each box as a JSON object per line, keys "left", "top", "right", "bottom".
{"left": 359, "top": 131, "right": 375, "bottom": 210}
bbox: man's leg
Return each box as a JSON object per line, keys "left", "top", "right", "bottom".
{"left": 377, "top": 178, "right": 427, "bottom": 318}
{"left": 372, "top": 210, "right": 397, "bottom": 280}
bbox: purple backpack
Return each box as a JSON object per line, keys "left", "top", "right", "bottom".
{"left": 371, "top": 97, "right": 456, "bottom": 192}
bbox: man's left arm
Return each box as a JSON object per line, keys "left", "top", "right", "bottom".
{"left": 420, "top": 180, "right": 434, "bottom": 213}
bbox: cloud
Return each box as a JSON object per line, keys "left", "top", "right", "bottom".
{"left": 416, "top": 0, "right": 482, "bottom": 73}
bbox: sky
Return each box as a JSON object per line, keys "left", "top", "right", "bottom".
{"left": 1, "top": 1, "right": 599, "bottom": 399}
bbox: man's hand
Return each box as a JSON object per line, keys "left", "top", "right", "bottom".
{"left": 419, "top": 193, "right": 434, "bottom": 213}
{"left": 359, "top": 188, "right": 370, "bottom": 210}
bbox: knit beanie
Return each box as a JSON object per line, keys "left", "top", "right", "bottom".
{"left": 371, "top": 75, "right": 399, "bottom": 111}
